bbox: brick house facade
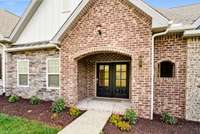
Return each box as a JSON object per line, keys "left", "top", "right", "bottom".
{"left": 0, "top": 0, "right": 200, "bottom": 121}
{"left": 154, "top": 33, "right": 187, "bottom": 118}
{"left": 60, "top": 0, "right": 152, "bottom": 119}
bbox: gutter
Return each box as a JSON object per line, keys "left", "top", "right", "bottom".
{"left": 151, "top": 21, "right": 173, "bottom": 120}
{"left": 5, "top": 43, "right": 59, "bottom": 52}
{"left": 184, "top": 30, "right": 200, "bottom": 37}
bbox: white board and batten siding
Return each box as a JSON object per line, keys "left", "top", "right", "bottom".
{"left": 16, "top": 0, "right": 82, "bottom": 44}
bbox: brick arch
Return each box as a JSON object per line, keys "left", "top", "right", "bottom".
{"left": 156, "top": 58, "right": 176, "bottom": 65}
{"left": 73, "top": 46, "right": 133, "bottom": 60}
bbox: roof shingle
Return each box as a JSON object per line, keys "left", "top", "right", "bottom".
{"left": 0, "top": 9, "right": 19, "bottom": 37}
{"left": 158, "top": 3, "right": 200, "bottom": 25}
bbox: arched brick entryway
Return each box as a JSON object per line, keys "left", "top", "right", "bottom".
{"left": 59, "top": 0, "right": 152, "bottom": 119}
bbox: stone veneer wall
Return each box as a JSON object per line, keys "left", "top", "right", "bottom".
{"left": 6, "top": 48, "right": 60, "bottom": 101}
{"left": 154, "top": 33, "right": 187, "bottom": 118}
{"left": 60, "top": 0, "right": 152, "bottom": 119}
{"left": 77, "top": 53, "right": 131, "bottom": 101}
{"left": 186, "top": 37, "right": 200, "bottom": 122}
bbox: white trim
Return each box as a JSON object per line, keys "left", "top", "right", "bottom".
{"left": 46, "top": 58, "right": 60, "bottom": 90}
{"left": 5, "top": 44, "right": 58, "bottom": 52}
{"left": 184, "top": 30, "right": 200, "bottom": 37}
{"left": 17, "top": 59, "right": 29, "bottom": 87}
{"left": 151, "top": 22, "right": 171, "bottom": 120}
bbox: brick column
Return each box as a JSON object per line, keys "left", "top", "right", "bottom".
{"left": 61, "top": 56, "right": 78, "bottom": 106}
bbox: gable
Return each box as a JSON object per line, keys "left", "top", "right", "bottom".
{"left": 53, "top": 0, "right": 169, "bottom": 41}
{"left": 10, "top": 0, "right": 168, "bottom": 44}
{"left": 11, "top": 0, "right": 82, "bottom": 44}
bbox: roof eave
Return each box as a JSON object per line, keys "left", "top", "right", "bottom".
{"left": 184, "top": 30, "right": 200, "bottom": 37}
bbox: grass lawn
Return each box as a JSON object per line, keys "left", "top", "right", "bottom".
{"left": 0, "top": 113, "right": 60, "bottom": 134}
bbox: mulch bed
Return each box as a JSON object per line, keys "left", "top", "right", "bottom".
{"left": 104, "top": 114, "right": 200, "bottom": 134}
{"left": 0, "top": 96, "right": 83, "bottom": 128}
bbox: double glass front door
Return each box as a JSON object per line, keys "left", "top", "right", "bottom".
{"left": 97, "top": 63, "right": 129, "bottom": 99}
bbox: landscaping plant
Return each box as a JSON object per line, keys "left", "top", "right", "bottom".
{"left": 30, "top": 96, "right": 40, "bottom": 105}
{"left": 117, "top": 121, "right": 131, "bottom": 132}
{"left": 161, "top": 112, "right": 177, "bottom": 125}
{"left": 123, "top": 109, "right": 137, "bottom": 125}
{"left": 50, "top": 113, "right": 59, "bottom": 120}
{"left": 109, "top": 114, "right": 122, "bottom": 126}
{"left": 69, "top": 106, "right": 81, "bottom": 117}
{"left": 51, "top": 98, "right": 65, "bottom": 113}
{"left": 8, "top": 95, "right": 20, "bottom": 103}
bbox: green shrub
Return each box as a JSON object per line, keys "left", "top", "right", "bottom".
{"left": 51, "top": 98, "right": 65, "bottom": 113}
{"left": 161, "top": 112, "right": 177, "bottom": 125}
{"left": 109, "top": 114, "right": 122, "bottom": 126}
{"left": 8, "top": 95, "right": 20, "bottom": 103}
{"left": 123, "top": 109, "right": 137, "bottom": 125}
{"left": 30, "top": 96, "right": 40, "bottom": 105}
{"left": 69, "top": 107, "right": 81, "bottom": 117}
{"left": 117, "top": 121, "right": 131, "bottom": 132}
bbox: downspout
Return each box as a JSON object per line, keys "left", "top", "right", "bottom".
{"left": 151, "top": 21, "right": 173, "bottom": 120}
{"left": 0, "top": 43, "right": 6, "bottom": 94}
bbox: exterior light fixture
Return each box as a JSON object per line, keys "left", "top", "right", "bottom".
{"left": 97, "top": 25, "right": 102, "bottom": 36}
{"left": 139, "top": 56, "right": 143, "bottom": 68}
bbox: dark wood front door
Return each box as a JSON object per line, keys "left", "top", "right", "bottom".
{"left": 97, "top": 63, "right": 129, "bottom": 99}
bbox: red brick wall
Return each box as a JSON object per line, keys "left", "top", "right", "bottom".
{"left": 60, "top": 0, "right": 152, "bottom": 119}
{"left": 154, "top": 33, "right": 187, "bottom": 118}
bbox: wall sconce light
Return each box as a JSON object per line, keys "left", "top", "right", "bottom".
{"left": 139, "top": 56, "right": 143, "bottom": 68}
{"left": 97, "top": 25, "right": 102, "bottom": 36}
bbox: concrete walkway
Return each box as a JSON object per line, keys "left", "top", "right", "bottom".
{"left": 77, "top": 97, "right": 131, "bottom": 114}
{"left": 58, "top": 110, "right": 111, "bottom": 134}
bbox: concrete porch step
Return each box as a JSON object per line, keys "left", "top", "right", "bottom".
{"left": 76, "top": 97, "right": 131, "bottom": 114}
{"left": 58, "top": 110, "right": 111, "bottom": 134}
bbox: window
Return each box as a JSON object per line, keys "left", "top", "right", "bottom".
{"left": 158, "top": 61, "right": 175, "bottom": 77}
{"left": 47, "top": 58, "right": 60, "bottom": 88}
{"left": 17, "top": 60, "right": 29, "bottom": 86}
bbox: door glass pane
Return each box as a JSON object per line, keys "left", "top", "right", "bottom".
{"left": 116, "top": 72, "right": 120, "bottom": 79}
{"left": 116, "top": 65, "right": 121, "bottom": 71}
{"left": 121, "top": 80, "right": 126, "bottom": 87}
{"left": 99, "top": 65, "right": 109, "bottom": 87}
{"left": 100, "top": 65, "right": 104, "bottom": 70}
{"left": 116, "top": 80, "right": 121, "bottom": 87}
{"left": 115, "top": 64, "right": 127, "bottom": 88}
{"left": 105, "top": 66, "right": 109, "bottom": 71}
{"left": 105, "top": 71, "right": 109, "bottom": 79}
{"left": 104, "top": 80, "right": 109, "bottom": 87}
{"left": 122, "top": 72, "right": 126, "bottom": 79}
{"left": 121, "top": 65, "right": 126, "bottom": 71}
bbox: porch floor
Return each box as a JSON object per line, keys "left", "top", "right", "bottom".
{"left": 76, "top": 97, "right": 131, "bottom": 114}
